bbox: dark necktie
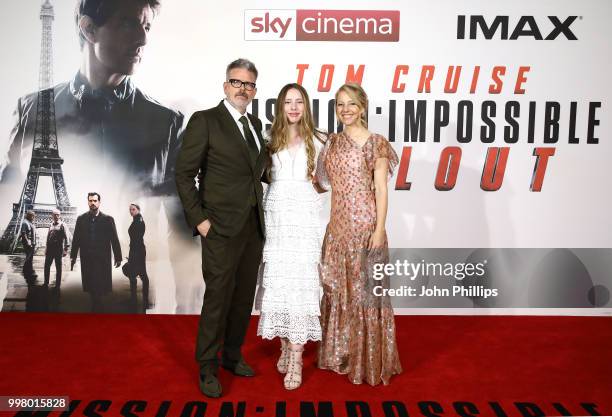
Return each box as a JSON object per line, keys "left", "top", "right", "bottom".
{"left": 238, "top": 116, "right": 259, "bottom": 163}
{"left": 239, "top": 115, "right": 259, "bottom": 206}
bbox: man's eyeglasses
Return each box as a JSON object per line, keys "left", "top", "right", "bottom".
{"left": 227, "top": 79, "right": 256, "bottom": 91}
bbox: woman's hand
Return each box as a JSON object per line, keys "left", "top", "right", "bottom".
{"left": 368, "top": 228, "right": 385, "bottom": 250}
{"left": 197, "top": 219, "right": 212, "bottom": 237}
{"left": 312, "top": 175, "right": 328, "bottom": 194}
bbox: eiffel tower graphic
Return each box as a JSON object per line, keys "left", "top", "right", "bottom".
{"left": 0, "top": 0, "right": 76, "bottom": 253}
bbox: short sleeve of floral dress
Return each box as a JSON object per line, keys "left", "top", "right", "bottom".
{"left": 365, "top": 133, "right": 399, "bottom": 179}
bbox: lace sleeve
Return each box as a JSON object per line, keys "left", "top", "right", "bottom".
{"left": 314, "top": 132, "right": 332, "bottom": 191}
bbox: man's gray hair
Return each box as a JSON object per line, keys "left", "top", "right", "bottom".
{"left": 52, "top": 208, "right": 61, "bottom": 215}
{"left": 226, "top": 58, "right": 258, "bottom": 80}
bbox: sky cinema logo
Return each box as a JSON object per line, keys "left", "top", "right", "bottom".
{"left": 244, "top": 9, "right": 400, "bottom": 42}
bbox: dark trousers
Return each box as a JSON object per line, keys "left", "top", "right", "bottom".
{"left": 129, "top": 272, "right": 150, "bottom": 311}
{"left": 196, "top": 207, "right": 263, "bottom": 373}
{"left": 44, "top": 252, "right": 63, "bottom": 286}
{"left": 23, "top": 246, "right": 35, "bottom": 276}
{"left": 89, "top": 293, "right": 103, "bottom": 313}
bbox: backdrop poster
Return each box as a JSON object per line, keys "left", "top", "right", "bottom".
{"left": 0, "top": 0, "right": 610, "bottom": 315}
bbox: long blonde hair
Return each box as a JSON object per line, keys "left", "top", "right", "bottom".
{"left": 268, "top": 83, "right": 321, "bottom": 179}
{"left": 335, "top": 83, "right": 368, "bottom": 128}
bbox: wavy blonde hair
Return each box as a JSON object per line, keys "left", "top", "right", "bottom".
{"left": 268, "top": 83, "right": 321, "bottom": 179}
{"left": 335, "top": 83, "right": 368, "bottom": 128}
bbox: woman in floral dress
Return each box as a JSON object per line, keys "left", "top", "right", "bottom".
{"left": 315, "top": 83, "right": 402, "bottom": 385}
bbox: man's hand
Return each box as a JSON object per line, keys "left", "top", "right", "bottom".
{"left": 197, "top": 219, "right": 211, "bottom": 237}
{"left": 114, "top": 260, "right": 121, "bottom": 268}
{"left": 63, "top": 250, "right": 68, "bottom": 257}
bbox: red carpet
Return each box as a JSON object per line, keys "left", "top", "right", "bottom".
{"left": 0, "top": 313, "right": 611, "bottom": 417}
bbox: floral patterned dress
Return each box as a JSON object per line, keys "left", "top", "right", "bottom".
{"left": 316, "top": 131, "right": 402, "bottom": 385}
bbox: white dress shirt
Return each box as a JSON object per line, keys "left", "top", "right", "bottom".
{"left": 223, "top": 99, "right": 262, "bottom": 151}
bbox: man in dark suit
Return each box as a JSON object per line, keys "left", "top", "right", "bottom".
{"left": 175, "top": 58, "right": 268, "bottom": 398}
{"left": 20, "top": 210, "right": 37, "bottom": 279}
{"left": 44, "top": 208, "right": 71, "bottom": 290}
{"left": 70, "top": 192, "right": 122, "bottom": 312}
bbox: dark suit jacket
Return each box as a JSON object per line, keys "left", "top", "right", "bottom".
{"left": 1, "top": 72, "right": 183, "bottom": 195}
{"left": 20, "top": 219, "right": 36, "bottom": 249}
{"left": 175, "top": 100, "right": 268, "bottom": 238}
{"left": 128, "top": 214, "right": 147, "bottom": 275}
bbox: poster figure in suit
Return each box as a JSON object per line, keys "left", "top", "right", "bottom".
{"left": 70, "top": 192, "right": 122, "bottom": 312}
{"left": 20, "top": 210, "right": 37, "bottom": 279}
{"left": 44, "top": 208, "right": 71, "bottom": 290}
{"left": 124, "top": 203, "right": 150, "bottom": 312}
{"left": 1, "top": 0, "right": 183, "bottom": 198}
{"left": 175, "top": 58, "right": 269, "bottom": 398}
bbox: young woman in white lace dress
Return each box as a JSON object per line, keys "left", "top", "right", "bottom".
{"left": 255, "top": 83, "right": 325, "bottom": 390}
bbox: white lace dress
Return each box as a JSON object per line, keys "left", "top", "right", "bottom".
{"left": 256, "top": 139, "right": 324, "bottom": 345}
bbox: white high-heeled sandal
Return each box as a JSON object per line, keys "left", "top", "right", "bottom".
{"left": 277, "top": 338, "right": 289, "bottom": 374}
{"left": 283, "top": 346, "right": 304, "bottom": 390}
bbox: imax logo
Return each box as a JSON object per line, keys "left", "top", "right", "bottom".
{"left": 457, "top": 15, "right": 578, "bottom": 40}
{"left": 245, "top": 9, "right": 400, "bottom": 42}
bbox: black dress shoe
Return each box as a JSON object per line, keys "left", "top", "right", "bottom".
{"left": 199, "top": 372, "right": 222, "bottom": 398}
{"left": 221, "top": 358, "right": 255, "bottom": 377}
